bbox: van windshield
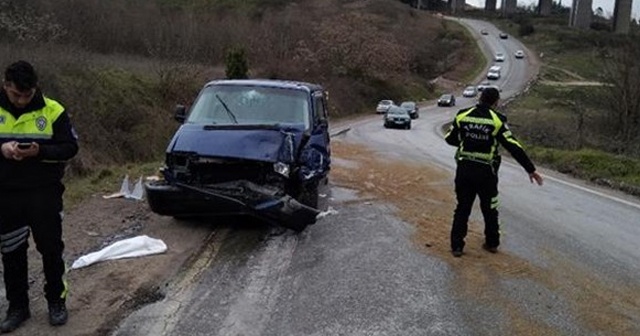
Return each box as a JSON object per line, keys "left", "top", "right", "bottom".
{"left": 187, "top": 85, "right": 311, "bottom": 128}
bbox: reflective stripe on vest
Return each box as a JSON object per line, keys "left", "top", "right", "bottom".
{"left": 0, "top": 97, "right": 65, "bottom": 141}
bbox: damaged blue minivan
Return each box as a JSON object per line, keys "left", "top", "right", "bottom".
{"left": 145, "top": 79, "right": 331, "bottom": 232}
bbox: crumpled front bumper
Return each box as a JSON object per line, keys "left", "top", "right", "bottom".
{"left": 144, "top": 180, "right": 319, "bottom": 230}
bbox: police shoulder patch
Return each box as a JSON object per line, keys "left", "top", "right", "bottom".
{"left": 36, "top": 116, "right": 47, "bottom": 131}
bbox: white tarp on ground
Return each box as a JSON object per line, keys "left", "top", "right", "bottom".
{"left": 102, "top": 175, "right": 145, "bottom": 200}
{"left": 71, "top": 235, "right": 167, "bottom": 270}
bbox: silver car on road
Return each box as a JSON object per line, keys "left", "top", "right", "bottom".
{"left": 376, "top": 100, "right": 395, "bottom": 114}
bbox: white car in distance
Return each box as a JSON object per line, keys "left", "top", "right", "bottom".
{"left": 486, "top": 65, "right": 501, "bottom": 80}
{"left": 462, "top": 86, "right": 478, "bottom": 97}
{"left": 376, "top": 100, "right": 395, "bottom": 114}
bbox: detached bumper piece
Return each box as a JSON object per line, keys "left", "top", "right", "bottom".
{"left": 145, "top": 180, "right": 318, "bottom": 231}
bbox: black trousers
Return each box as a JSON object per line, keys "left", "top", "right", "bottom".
{"left": 0, "top": 184, "right": 66, "bottom": 309}
{"left": 451, "top": 161, "right": 500, "bottom": 251}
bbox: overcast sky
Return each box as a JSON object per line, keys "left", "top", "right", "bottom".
{"left": 466, "top": 0, "right": 640, "bottom": 18}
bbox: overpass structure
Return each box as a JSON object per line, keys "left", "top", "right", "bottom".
{"left": 446, "top": 0, "right": 634, "bottom": 33}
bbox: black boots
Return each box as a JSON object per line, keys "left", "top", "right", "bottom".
{"left": 0, "top": 300, "right": 67, "bottom": 333}
{"left": 0, "top": 307, "right": 30, "bottom": 333}
{"left": 482, "top": 243, "right": 498, "bottom": 253}
{"left": 48, "top": 300, "right": 68, "bottom": 326}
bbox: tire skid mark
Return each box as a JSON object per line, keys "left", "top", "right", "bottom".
{"left": 146, "top": 228, "right": 226, "bottom": 336}
{"left": 217, "top": 232, "right": 298, "bottom": 336}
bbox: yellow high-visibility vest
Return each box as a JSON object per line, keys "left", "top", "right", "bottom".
{"left": 0, "top": 97, "right": 65, "bottom": 140}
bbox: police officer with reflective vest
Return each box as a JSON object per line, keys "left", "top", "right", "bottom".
{"left": 445, "top": 87, "right": 543, "bottom": 257}
{"left": 0, "top": 61, "right": 78, "bottom": 332}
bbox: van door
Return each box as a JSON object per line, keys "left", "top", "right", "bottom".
{"left": 299, "top": 90, "right": 331, "bottom": 180}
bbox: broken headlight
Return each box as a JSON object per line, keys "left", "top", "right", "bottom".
{"left": 273, "top": 162, "right": 290, "bottom": 178}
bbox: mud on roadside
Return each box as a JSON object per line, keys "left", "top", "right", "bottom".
{"left": 7, "top": 195, "right": 211, "bottom": 336}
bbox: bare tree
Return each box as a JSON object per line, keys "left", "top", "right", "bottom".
{"left": 600, "top": 38, "right": 640, "bottom": 150}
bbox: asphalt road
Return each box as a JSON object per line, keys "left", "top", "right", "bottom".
{"left": 112, "top": 19, "right": 640, "bottom": 336}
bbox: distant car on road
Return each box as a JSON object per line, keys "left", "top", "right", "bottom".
{"left": 485, "top": 85, "right": 501, "bottom": 92}
{"left": 494, "top": 52, "right": 505, "bottom": 62}
{"left": 487, "top": 71, "right": 500, "bottom": 80}
{"left": 477, "top": 80, "right": 491, "bottom": 92}
{"left": 462, "top": 86, "right": 477, "bottom": 98}
{"left": 437, "top": 94, "right": 456, "bottom": 107}
{"left": 400, "top": 101, "right": 419, "bottom": 119}
{"left": 487, "top": 65, "right": 501, "bottom": 80}
{"left": 480, "top": 29, "right": 488, "bottom": 35}
{"left": 376, "top": 100, "right": 395, "bottom": 114}
{"left": 499, "top": 32, "right": 508, "bottom": 39}
{"left": 383, "top": 106, "right": 412, "bottom": 129}
{"left": 514, "top": 50, "right": 525, "bottom": 59}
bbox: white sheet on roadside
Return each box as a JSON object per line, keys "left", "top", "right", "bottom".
{"left": 102, "top": 175, "right": 145, "bottom": 200}
{"left": 71, "top": 235, "right": 167, "bottom": 270}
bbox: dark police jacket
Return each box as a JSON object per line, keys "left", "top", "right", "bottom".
{"left": 0, "top": 89, "right": 78, "bottom": 190}
{"left": 444, "top": 103, "right": 535, "bottom": 174}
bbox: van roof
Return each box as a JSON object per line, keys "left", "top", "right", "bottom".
{"left": 205, "top": 79, "right": 323, "bottom": 92}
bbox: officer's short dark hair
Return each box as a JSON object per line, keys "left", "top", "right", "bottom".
{"left": 480, "top": 87, "right": 500, "bottom": 106}
{"left": 4, "top": 60, "right": 38, "bottom": 91}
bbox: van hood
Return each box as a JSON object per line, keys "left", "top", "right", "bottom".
{"left": 167, "top": 124, "right": 306, "bottom": 163}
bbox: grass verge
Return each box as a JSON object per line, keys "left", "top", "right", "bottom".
{"left": 528, "top": 147, "right": 640, "bottom": 196}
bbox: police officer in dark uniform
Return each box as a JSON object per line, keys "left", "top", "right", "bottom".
{"left": 444, "top": 87, "right": 543, "bottom": 257}
{"left": 0, "top": 61, "right": 78, "bottom": 332}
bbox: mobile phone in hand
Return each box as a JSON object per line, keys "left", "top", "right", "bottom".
{"left": 17, "top": 143, "right": 32, "bottom": 150}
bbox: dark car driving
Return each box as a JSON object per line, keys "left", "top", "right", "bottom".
{"left": 383, "top": 106, "right": 412, "bottom": 129}
{"left": 400, "top": 101, "right": 419, "bottom": 119}
{"left": 145, "top": 79, "right": 331, "bottom": 232}
{"left": 437, "top": 94, "right": 456, "bottom": 107}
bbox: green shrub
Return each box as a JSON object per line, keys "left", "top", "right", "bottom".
{"left": 225, "top": 47, "right": 249, "bottom": 79}
{"left": 519, "top": 22, "right": 535, "bottom": 36}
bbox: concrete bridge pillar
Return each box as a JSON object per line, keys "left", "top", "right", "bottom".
{"left": 449, "top": 0, "right": 465, "bottom": 13}
{"left": 569, "top": 0, "right": 592, "bottom": 29}
{"left": 538, "top": 0, "right": 552, "bottom": 16}
{"left": 613, "top": 0, "right": 633, "bottom": 33}
{"left": 501, "top": 0, "right": 517, "bottom": 15}
{"left": 485, "top": 0, "right": 497, "bottom": 11}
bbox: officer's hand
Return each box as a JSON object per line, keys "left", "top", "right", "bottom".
{"left": 13, "top": 142, "right": 39, "bottom": 160}
{"left": 529, "top": 171, "right": 543, "bottom": 186}
{"left": 1, "top": 141, "right": 17, "bottom": 159}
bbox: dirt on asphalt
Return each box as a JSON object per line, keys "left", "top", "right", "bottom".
{"left": 330, "top": 140, "right": 640, "bottom": 336}
{"left": 5, "top": 138, "right": 638, "bottom": 336}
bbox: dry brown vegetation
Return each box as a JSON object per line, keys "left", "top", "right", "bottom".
{"left": 0, "top": 0, "right": 472, "bottom": 174}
